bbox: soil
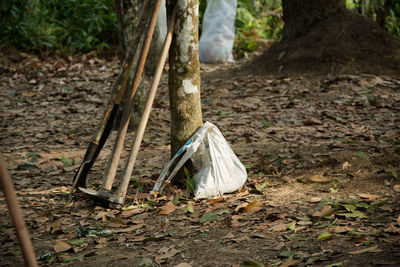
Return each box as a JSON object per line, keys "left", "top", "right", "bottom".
{"left": 238, "top": 10, "right": 400, "bottom": 78}
{"left": 1, "top": 11, "right": 400, "bottom": 267}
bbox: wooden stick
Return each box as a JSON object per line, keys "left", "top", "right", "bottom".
{"left": 0, "top": 155, "right": 38, "bottom": 267}
{"left": 115, "top": 3, "right": 178, "bottom": 202}
{"left": 102, "top": 0, "right": 163, "bottom": 190}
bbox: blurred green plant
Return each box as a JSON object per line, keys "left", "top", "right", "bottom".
{"left": 385, "top": 2, "right": 400, "bottom": 39}
{"left": 199, "top": 0, "right": 283, "bottom": 59}
{"left": 0, "top": 0, "right": 117, "bottom": 54}
{"left": 234, "top": 0, "right": 283, "bottom": 58}
{"left": 346, "top": 0, "right": 400, "bottom": 39}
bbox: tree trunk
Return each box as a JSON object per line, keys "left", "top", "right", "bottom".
{"left": 282, "top": 0, "right": 346, "bottom": 39}
{"left": 113, "top": 0, "right": 152, "bottom": 131}
{"left": 167, "top": 0, "right": 203, "bottom": 182}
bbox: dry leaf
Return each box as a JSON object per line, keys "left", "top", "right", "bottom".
{"left": 224, "top": 232, "right": 235, "bottom": 239}
{"left": 159, "top": 201, "right": 176, "bottom": 215}
{"left": 53, "top": 240, "right": 72, "bottom": 253}
{"left": 94, "top": 211, "right": 115, "bottom": 220}
{"left": 393, "top": 184, "right": 400, "bottom": 192}
{"left": 307, "top": 174, "right": 330, "bottom": 183}
{"left": 96, "top": 237, "right": 107, "bottom": 244}
{"left": 348, "top": 245, "right": 381, "bottom": 254}
{"left": 112, "top": 224, "right": 145, "bottom": 233}
{"left": 272, "top": 242, "right": 285, "bottom": 251}
{"left": 235, "top": 202, "right": 249, "bottom": 212}
{"left": 309, "top": 197, "right": 322, "bottom": 203}
{"left": 281, "top": 259, "right": 300, "bottom": 267}
{"left": 269, "top": 223, "right": 287, "bottom": 232}
{"left": 349, "top": 236, "right": 368, "bottom": 243}
{"left": 208, "top": 198, "right": 225, "bottom": 205}
{"left": 333, "top": 226, "right": 352, "bottom": 233}
{"left": 236, "top": 190, "right": 249, "bottom": 197}
{"left": 243, "top": 200, "right": 263, "bottom": 214}
{"left": 121, "top": 208, "right": 145, "bottom": 218}
{"left": 342, "top": 161, "right": 351, "bottom": 171}
{"left": 312, "top": 206, "right": 335, "bottom": 218}
{"left": 397, "top": 216, "right": 400, "bottom": 226}
{"left": 108, "top": 217, "right": 126, "bottom": 227}
{"left": 358, "top": 193, "right": 379, "bottom": 202}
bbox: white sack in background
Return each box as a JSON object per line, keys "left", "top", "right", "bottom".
{"left": 199, "top": 0, "right": 237, "bottom": 63}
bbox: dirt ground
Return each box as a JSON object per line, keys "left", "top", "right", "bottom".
{"left": 1, "top": 11, "right": 400, "bottom": 266}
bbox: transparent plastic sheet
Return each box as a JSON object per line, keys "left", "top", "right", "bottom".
{"left": 152, "top": 122, "right": 247, "bottom": 199}
{"left": 199, "top": 0, "right": 237, "bottom": 63}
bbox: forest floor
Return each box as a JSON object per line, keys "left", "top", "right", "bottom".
{"left": 1, "top": 45, "right": 400, "bottom": 267}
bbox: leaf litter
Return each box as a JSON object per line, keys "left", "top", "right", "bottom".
{"left": 1, "top": 53, "right": 400, "bottom": 266}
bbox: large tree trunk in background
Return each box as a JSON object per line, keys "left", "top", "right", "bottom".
{"left": 167, "top": 0, "right": 203, "bottom": 183}
{"left": 113, "top": 0, "right": 162, "bottom": 131}
{"left": 282, "top": 0, "right": 346, "bottom": 39}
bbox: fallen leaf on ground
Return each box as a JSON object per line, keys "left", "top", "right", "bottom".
{"left": 94, "top": 211, "right": 115, "bottom": 220}
{"left": 358, "top": 193, "right": 379, "bottom": 202}
{"left": 272, "top": 242, "right": 285, "bottom": 251}
{"left": 393, "top": 184, "right": 400, "bottom": 192}
{"left": 243, "top": 200, "right": 263, "bottom": 214}
{"left": 348, "top": 245, "right": 381, "bottom": 254}
{"left": 108, "top": 217, "right": 126, "bottom": 227}
{"left": 159, "top": 201, "right": 176, "bottom": 215}
{"left": 121, "top": 208, "right": 145, "bottom": 218}
{"left": 224, "top": 232, "right": 235, "bottom": 239}
{"left": 208, "top": 198, "right": 225, "bottom": 205}
{"left": 200, "top": 212, "right": 219, "bottom": 224}
{"left": 309, "top": 197, "right": 322, "bottom": 203}
{"left": 317, "top": 232, "right": 332, "bottom": 242}
{"left": 138, "top": 257, "right": 153, "bottom": 267}
{"left": 307, "top": 174, "right": 330, "bottom": 183}
{"left": 112, "top": 224, "right": 145, "bottom": 233}
{"left": 184, "top": 202, "right": 194, "bottom": 213}
{"left": 155, "top": 247, "right": 180, "bottom": 264}
{"left": 54, "top": 240, "right": 72, "bottom": 252}
{"left": 342, "top": 161, "right": 351, "bottom": 171}
{"left": 349, "top": 236, "right": 368, "bottom": 243}
{"left": 240, "top": 259, "right": 264, "bottom": 267}
{"left": 312, "top": 206, "right": 335, "bottom": 218}
{"left": 270, "top": 223, "right": 287, "bottom": 232}
{"left": 281, "top": 259, "right": 300, "bottom": 267}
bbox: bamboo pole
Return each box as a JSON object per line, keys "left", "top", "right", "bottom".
{"left": 102, "top": 0, "right": 163, "bottom": 190}
{"left": 114, "top": 3, "right": 178, "bottom": 202}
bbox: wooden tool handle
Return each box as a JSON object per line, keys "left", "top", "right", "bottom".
{"left": 0, "top": 155, "right": 38, "bottom": 267}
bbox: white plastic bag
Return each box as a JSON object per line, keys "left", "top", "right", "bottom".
{"left": 152, "top": 122, "right": 247, "bottom": 199}
{"left": 199, "top": 0, "right": 237, "bottom": 63}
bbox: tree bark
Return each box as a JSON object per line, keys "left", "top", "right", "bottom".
{"left": 167, "top": 0, "right": 203, "bottom": 181}
{"left": 113, "top": 0, "right": 149, "bottom": 131}
{"left": 282, "top": 0, "right": 346, "bottom": 39}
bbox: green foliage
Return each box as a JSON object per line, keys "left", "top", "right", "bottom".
{"left": 0, "top": 0, "right": 117, "bottom": 54}
{"left": 184, "top": 166, "right": 195, "bottom": 196}
{"left": 346, "top": 0, "right": 400, "bottom": 39}
{"left": 234, "top": 0, "right": 283, "bottom": 58}
{"left": 385, "top": 2, "right": 400, "bottom": 39}
{"left": 199, "top": 0, "right": 283, "bottom": 59}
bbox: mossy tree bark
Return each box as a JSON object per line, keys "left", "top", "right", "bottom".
{"left": 282, "top": 0, "right": 346, "bottom": 39}
{"left": 167, "top": 0, "right": 203, "bottom": 182}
